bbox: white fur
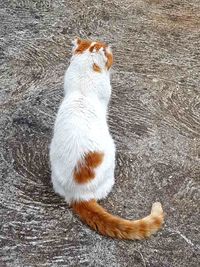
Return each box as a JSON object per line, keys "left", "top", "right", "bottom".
{"left": 50, "top": 42, "right": 115, "bottom": 204}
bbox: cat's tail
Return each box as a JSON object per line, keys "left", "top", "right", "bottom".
{"left": 72, "top": 200, "right": 164, "bottom": 240}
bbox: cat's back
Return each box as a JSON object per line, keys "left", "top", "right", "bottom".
{"left": 50, "top": 91, "right": 109, "bottom": 157}
{"left": 55, "top": 91, "right": 106, "bottom": 132}
{"left": 49, "top": 90, "right": 113, "bottom": 183}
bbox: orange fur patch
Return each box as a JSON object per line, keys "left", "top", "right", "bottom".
{"left": 72, "top": 200, "right": 132, "bottom": 238}
{"left": 93, "top": 63, "right": 101, "bottom": 73}
{"left": 105, "top": 52, "right": 113, "bottom": 70}
{"left": 74, "top": 152, "right": 104, "bottom": 184}
{"left": 138, "top": 220, "right": 148, "bottom": 237}
{"left": 72, "top": 200, "right": 164, "bottom": 240}
{"left": 75, "top": 39, "right": 92, "bottom": 54}
{"left": 152, "top": 217, "right": 162, "bottom": 228}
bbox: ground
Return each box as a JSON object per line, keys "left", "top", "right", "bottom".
{"left": 0, "top": 0, "right": 200, "bottom": 266}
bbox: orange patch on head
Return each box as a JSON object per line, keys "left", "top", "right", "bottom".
{"left": 74, "top": 39, "right": 113, "bottom": 70}
{"left": 75, "top": 39, "right": 92, "bottom": 54}
{"left": 74, "top": 151, "right": 104, "bottom": 184}
{"left": 93, "top": 63, "right": 101, "bottom": 73}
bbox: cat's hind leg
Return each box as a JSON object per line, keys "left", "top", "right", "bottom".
{"left": 51, "top": 174, "right": 66, "bottom": 198}
{"left": 95, "top": 166, "right": 115, "bottom": 200}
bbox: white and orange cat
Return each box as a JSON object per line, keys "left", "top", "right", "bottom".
{"left": 50, "top": 38, "right": 164, "bottom": 239}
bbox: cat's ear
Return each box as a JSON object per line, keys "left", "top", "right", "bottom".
{"left": 106, "top": 45, "right": 112, "bottom": 54}
{"left": 100, "top": 45, "right": 112, "bottom": 56}
{"left": 71, "top": 38, "right": 81, "bottom": 52}
{"left": 98, "top": 45, "right": 113, "bottom": 67}
{"left": 101, "top": 45, "right": 113, "bottom": 70}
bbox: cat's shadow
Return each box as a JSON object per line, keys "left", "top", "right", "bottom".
{"left": 9, "top": 118, "right": 65, "bottom": 206}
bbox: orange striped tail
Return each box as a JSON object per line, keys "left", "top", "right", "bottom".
{"left": 72, "top": 200, "right": 164, "bottom": 240}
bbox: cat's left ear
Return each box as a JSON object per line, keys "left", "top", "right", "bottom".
{"left": 71, "top": 38, "right": 81, "bottom": 52}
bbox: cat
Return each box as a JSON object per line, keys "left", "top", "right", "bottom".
{"left": 49, "top": 38, "right": 164, "bottom": 239}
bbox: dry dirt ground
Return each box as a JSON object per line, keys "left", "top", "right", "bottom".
{"left": 0, "top": 0, "right": 200, "bottom": 266}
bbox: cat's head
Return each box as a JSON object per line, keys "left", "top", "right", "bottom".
{"left": 71, "top": 38, "right": 113, "bottom": 72}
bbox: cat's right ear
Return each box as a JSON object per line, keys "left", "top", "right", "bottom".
{"left": 71, "top": 38, "right": 81, "bottom": 53}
